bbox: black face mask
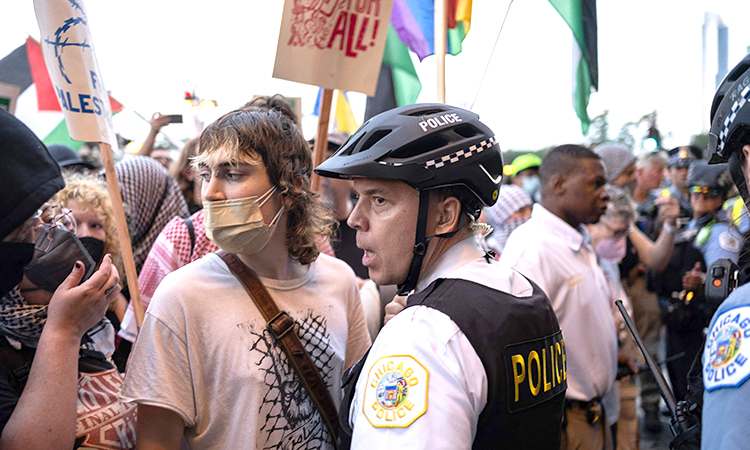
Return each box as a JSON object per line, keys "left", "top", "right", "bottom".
{"left": 24, "top": 227, "right": 96, "bottom": 292}
{"left": 0, "top": 242, "right": 35, "bottom": 298}
{"left": 78, "top": 237, "right": 105, "bottom": 266}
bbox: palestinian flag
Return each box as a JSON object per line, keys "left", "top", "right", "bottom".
{"left": 0, "top": 37, "right": 123, "bottom": 148}
{"left": 548, "top": 0, "right": 598, "bottom": 135}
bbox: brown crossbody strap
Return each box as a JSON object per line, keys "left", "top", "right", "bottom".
{"left": 217, "top": 251, "right": 340, "bottom": 447}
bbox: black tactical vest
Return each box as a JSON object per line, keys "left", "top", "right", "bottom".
{"left": 339, "top": 277, "right": 566, "bottom": 450}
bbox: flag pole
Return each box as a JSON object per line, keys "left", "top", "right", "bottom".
{"left": 435, "top": 0, "right": 447, "bottom": 103}
{"left": 311, "top": 88, "right": 334, "bottom": 193}
{"left": 99, "top": 142, "right": 145, "bottom": 329}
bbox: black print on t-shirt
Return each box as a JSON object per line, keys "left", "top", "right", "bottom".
{"left": 239, "top": 309, "right": 335, "bottom": 450}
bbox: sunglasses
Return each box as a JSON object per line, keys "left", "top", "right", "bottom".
{"left": 689, "top": 186, "right": 721, "bottom": 197}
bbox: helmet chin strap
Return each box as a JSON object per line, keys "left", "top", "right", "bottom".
{"left": 730, "top": 152, "right": 750, "bottom": 208}
{"left": 396, "top": 190, "right": 466, "bottom": 296}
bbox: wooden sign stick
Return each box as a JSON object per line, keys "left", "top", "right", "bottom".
{"left": 311, "top": 88, "right": 334, "bottom": 193}
{"left": 435, "top": 0, "right": 447, "bottom": 103}
{"left": 99, "top": 142, "right": 145, "bottom": 329}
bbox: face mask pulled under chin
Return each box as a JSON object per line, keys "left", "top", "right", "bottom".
{"left": 595, "top": 236, "right": 627, "bottom": 263}
{"left": 204, "top": 186, "right": 285, "bottom": 255}
{"left": 24, "top": 227, "right": 96, "bottom": 292}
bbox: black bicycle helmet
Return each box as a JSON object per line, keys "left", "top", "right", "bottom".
{"left": 709, "top": 53, "right": 750, "bottom": 164}
{"left": 708, "top": 53, "right": 750, "bottom": 207}
{"left": 315, "top": 103, "right": 502, "bottom": 295}
{"left": 315, "top": 103, "right": 503, "bottom": 207}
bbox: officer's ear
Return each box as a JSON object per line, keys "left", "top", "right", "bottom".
{"left": 742, "top": 145, "right": 750, "bottom": 168}
{"left": 433, "top": 196, "right": 462, "bottom": 235}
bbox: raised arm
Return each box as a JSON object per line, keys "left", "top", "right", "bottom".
{"left": 0, "top": 255, "right": 120, "bottom": 450}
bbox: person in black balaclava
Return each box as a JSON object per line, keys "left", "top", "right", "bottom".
{"left": 0, "top": 109, "right": 122, "bottom": 449}
{"left": 0, "top": 109, "right": 65, "bottom": 297}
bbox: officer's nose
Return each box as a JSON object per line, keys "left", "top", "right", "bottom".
{"left": 347, "top": 201, "right": 367, "bottom": 232}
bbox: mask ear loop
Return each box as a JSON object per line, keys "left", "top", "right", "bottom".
{"left": 257, "top": 185, "right": 278, "bottom": 207}
{"left": 257, "top": 186, "right": 284, "bottom": 226}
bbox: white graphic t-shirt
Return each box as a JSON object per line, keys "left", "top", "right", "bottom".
{"left": 121, "top": 253, "right": 371, "bottom": 450}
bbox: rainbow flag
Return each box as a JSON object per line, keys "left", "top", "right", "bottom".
{"left": 366, "top": 1, "right": 472, "bottom": 119}
{"left": 390, "top": 0, "right": 472, "bottom": 61}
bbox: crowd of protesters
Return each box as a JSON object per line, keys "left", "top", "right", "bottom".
{"left": 0, "top": 89, "right": 746, "bottom": 450}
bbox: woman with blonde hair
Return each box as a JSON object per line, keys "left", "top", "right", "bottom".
{"left": 49, "top": 174, "right": 129, "bottom": 324}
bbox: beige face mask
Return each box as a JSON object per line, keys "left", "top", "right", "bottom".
{"left": 204, "top": 186, "right": 285, "bottom": 255}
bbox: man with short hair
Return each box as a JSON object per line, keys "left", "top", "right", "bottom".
{"left": 316, "top": 104, "right": 566, "bottom": 449}
{"left": 121, "top": 108, "right": 371, "bottom": 449}
{"left": 500, "top": 145, "right": 616, "bottom": 450}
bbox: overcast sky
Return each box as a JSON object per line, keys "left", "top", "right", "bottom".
{"left": 3, "top": 0, "right": 750, "bottom": 152}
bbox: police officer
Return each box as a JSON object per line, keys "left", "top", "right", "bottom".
{"left": 315, "top": 104, "right": 566, "bottom": 449}
{"left": 657, "top": 160, "right": 739, "bottom": 402}
{"left": 701, "top": 52, "right": 750, "bottom": 448}
{"left": 663, "top": 146, "right": 702, "bottom": 224}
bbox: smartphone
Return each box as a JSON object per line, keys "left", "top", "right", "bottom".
{"left": 165, "top": 114, "right": 183, "bottom": 124}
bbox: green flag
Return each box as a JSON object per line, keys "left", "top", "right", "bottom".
{"left": 548, "top": 0, "right": 598, "bottom": 135}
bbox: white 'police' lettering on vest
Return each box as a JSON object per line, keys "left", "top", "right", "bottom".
{"left": 503, "top": 330, "right": 567, "bottom": 413}
{"left": 418, "top": 113, "right": 462, "bottom": 132}
{"left": 704, "top": 305, "right": 750, "bottom": 391}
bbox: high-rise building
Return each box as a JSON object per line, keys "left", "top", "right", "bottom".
{"left": 702, "top": 13, "right": 728, "bottom": 132}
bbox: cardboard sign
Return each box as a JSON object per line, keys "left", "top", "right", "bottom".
{"left": 33, "top": 0, "right": 116, "bottom": 146}
{"left": 273, "top": 0, "right": 394, "bottom": 96}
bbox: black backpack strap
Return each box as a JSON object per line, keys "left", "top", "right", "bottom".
{"left": 183, "top": 216, "right": 195, "bottom": 259}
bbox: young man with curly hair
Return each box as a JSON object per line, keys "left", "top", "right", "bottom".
{"left": 121, "top": 108, "right": 371, "bottom": 449}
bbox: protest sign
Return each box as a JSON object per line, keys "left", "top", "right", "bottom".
{"left": 273, "top": 0, "right": 394, "bottom": 96}
{"left": 33, "top": 0, "right": 116, "bottom": 146}
{"left": 34, "top": 0, "right": 145, "bottom": 328}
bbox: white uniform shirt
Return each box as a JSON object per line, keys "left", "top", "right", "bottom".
{"left": 500, "top": 204, "right": 618, "bottom": 402}
{"left": 349, "top": 237, "right": 534, "bottom": 449}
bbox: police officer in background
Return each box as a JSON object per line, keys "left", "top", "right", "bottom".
{"left": 663, "top": 146, "right": 702, "bottom": 224}
{"left": 315, "top": 104, "right": 566, "bottom": 449}
{"left": 657, "top": 160, "right": 739, "bottom": 403}
{"left": 702, "top": 52, "right": 750, "bottom": 448}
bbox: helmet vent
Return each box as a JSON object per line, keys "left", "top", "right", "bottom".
{"left": 360, "top": 129, "right": 393, "bottom": 153}
{"left": 453, "top": 124, "right": 480, "bottom": 139}
{"left": 403, "top": 108, "right": 447, "bottom": 117}
{"left": 336, "top": 132, "right": 365, "bottom": 156}
{"left": 389, "top": 135, "right": 449, "bottom": 160}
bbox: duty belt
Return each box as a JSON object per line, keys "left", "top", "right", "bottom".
{"left": 565, "top": 398, "right": 603, "bottom": 425}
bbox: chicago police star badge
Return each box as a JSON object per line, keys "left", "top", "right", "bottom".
{"left": 363, "top": 355, "right": 428, "bottom": 427}
{"left": 704, "top": 306, "right": 750, "bottom": 391}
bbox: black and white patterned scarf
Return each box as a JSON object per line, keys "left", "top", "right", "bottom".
{"left": 102, "top": 156, "right": 189, "bottom": 273}
{"left": 0, "top": 287, "right": 115, "bottom": 360}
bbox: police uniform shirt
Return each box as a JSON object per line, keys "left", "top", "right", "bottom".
{"left": 701, "top": 281, "right": 750, "bottom": 448}
{"left": 348, "top": 237, "right": 539, "bottom": 449}
{"left": 500, "top": 204, "right": 618, "bottom": 403}
{"left": 690, "top": 218, "right": 742, "bottom": 266}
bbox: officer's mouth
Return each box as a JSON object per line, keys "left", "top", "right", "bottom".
{"left": 362, "top": 249, "right": 375, "bottom": 267}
